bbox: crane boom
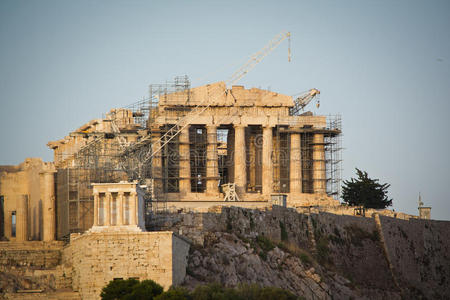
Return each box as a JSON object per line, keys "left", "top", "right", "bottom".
{"left": 228, "top": 31, "right": 291, "bottom": 86}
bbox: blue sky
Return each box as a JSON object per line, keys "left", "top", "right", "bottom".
{"left": 1, "top": 0, "right": 449, "bottom": 220}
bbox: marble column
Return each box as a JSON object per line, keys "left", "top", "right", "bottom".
{"left": 104, "top": 193, "right": 111, "bottom": 226}
{"left": 117, "top": 192, "right": 124, "bottom": 225}
{"left": 262, "top": 125, "right": 273, "bottom": 196}
{"left": 234, "top": 125, "right": 247, "bottom": 196}
{"left": 93, "top": 192, "right": 99, "bottom": 226}
{"left": 206, "top": 125, "right": 219, "bottom": 195}
{"left": 290, "top": 132, "right": 302, "bottom": 194}
{"left": 40, "top": 170, "right": 56, "bottom": 241}
{"left": 129, "top": 192, "right": 137, "bottom": 225}
{"left": 313, "top": 133, "right": 326, "bottom": 194}
{"left": 16, "top": 195, "right": 28, "bottom": 241}
{"left": 179, "top": 126, "right": 191, "bottom": 195}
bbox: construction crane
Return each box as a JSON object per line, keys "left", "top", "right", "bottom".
{"left": 290, "top": 88, "right": 320, "bottom": 115}
{"left": 123, "top": 30, "right": 293, "bottom": 180}
{"left": 228, "top": 31, "right": 291, "bottom": 85}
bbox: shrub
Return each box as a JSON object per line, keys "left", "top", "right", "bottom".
{"left": 100, "top": 278, "right": 163, "bottom": 300}
{"left": 101, "top": 278, "right": 139, "bottom": 300}
{"left": 256, "top": 235, "right": 275, "bottom": 252}
{"left": 154, "top": 286, "right": 192, "bottom": 300}
{"left": 299, "top": 253, "right": 312, "bottom": 265}
{"left": 316, "top": 235, "right": 330, "bottom": 265}
{"left": 124, "top": 280, "right": 164, "bottom": 300}
{"left": 102, "top": 280, "right": 301, "bottom": 300}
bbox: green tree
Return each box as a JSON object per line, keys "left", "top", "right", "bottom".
{"left": 154, "top": 286, "right": 192, "bottom": 300}
{"left": 101, "top": 278, "right": 163, "bottom": 300}
{"left": 342, "top": 168, "right": 392, "bottom": 209}
{"left": 124, "top": 280, "right": 164, "bottom": 300}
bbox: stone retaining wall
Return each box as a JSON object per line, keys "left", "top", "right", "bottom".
{"left": 63, "top": 231, "right": 190, "bottom": 300}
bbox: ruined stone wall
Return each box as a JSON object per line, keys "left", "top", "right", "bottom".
{"left": 310, "top": 205, "right": 416, "bottom": 220}
{"left": 0, "top": 241, "right": 62, "bottom": 269}
{"left": 0, "top": 158, "right": 53, "bottom": 241}
{"left": 0, "top": 241, "right": 72, "bottom": 293}
{"left": 64, "top": 231, "right": 190, "bottom": 300}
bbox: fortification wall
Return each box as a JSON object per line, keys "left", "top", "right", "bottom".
{"left": 379, "top": 216, "right": 450, "bottom": 299}
{"left": 159, "top": 206, "right": 450, "bottom": 298}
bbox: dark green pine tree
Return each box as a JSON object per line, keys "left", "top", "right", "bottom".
{"left": 342, "top": 168, "right": 392, "bottom": 209}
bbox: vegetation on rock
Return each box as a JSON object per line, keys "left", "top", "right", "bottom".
{"left": 101, "top": 279, "right": 300, "bottom": 300}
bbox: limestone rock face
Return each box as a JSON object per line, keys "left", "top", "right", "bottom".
{"left": 182, "top": 232, "right": 402, "bottom": 300}
{"left": 184, "top": 232, "right": 330, "bottom": 299}
{"left": 159, "top": 206, "right": 450, "bottom": 299}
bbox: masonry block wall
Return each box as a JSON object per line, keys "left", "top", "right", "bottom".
{"left": 64, "top": 231, "right": 190, "bottom": 300}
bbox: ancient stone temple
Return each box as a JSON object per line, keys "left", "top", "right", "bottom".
{"left": 150, "top": 81, "right": 341, "bottom": 211}
{"left": 89, "top": 182, "right": 146, "bottom": 232}
{"left": 0, "top": 79, "right": 343, "bottom": 239}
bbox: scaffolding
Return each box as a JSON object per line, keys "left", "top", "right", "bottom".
{"left": 54, "top": 76, "right": 191, "bottom": 236}
{"left": 324, "top": 115, "right": 343, "bottom": 200}
{"left": 53, "top": 76, "right": 343, "bottom": 237}
{"left": 273, "top": 126, "right": 291, "bottom": 194}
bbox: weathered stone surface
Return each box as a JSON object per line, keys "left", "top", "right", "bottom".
{"left": 159, "top": 206, "right": 449, "bottom": 299}
{"left": 63, "top": 231, "right": 190, "bottom": 300}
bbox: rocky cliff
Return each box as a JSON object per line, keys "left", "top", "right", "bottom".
{"left": 159, "top": 206, "right": 450, "bottom": 299}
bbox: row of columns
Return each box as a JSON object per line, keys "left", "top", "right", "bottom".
{"left": 93, "top": 191, "right": 138, "bottom": 226}
{"left": 233, "top": 125, "right": 325, "bottom": 195}
{"left": 13, "top": 169, "right": 56, "bottom": 242}
{"left": 154, "top": 124, "right": 326, "bottom": 196}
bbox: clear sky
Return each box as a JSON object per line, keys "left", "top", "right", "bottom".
{"left": 1, "top": 0, "right": 449, "bottom": 220}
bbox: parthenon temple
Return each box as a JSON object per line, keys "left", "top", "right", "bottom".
{"left": 0, "top": 77, "right": 342, "bottom": 241}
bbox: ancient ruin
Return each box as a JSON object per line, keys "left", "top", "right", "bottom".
{"left": 1, "top": 77, "right": 440, "bottom": 299}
